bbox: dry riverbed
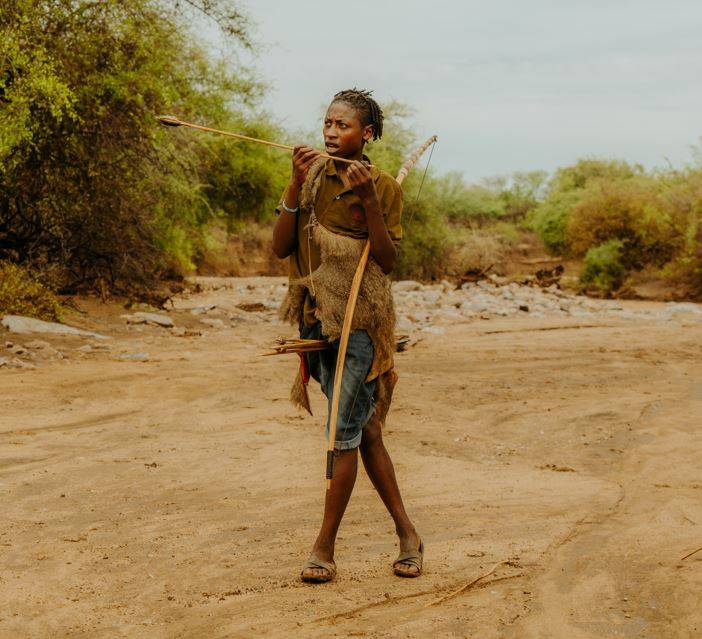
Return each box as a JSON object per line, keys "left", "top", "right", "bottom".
{"left": 2, "top": 276, "right": 702, "bottom": 638}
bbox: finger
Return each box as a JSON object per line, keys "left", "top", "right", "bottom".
{"left": 302, "top": 148, "right": 321, "bottom": 160}
{"left": 353, "top": 161, "right": 371, "bottom": 177}
{"left": 300, "top": 156, "right": 319, "bottom": 171}
{"left": 293, "top": 145, "right": 314, "bottom": 158}
{"left": 294, "top": 151, "right": 319, "bottom": 168}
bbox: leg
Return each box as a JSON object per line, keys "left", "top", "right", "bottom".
{"left": 301, "top": 447, "right": 358, "bottom": 581}
{"left": 301, "top": 329, "right": 373, "bottom": 581}
{"left": 360, "top": 419, "right": 421, "bottom": 575}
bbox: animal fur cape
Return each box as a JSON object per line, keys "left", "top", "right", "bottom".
{"left": 279, "top": 158, "right": 398, "bottom": 427}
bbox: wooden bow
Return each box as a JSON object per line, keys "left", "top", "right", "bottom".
{"left": 325, "top": 135, "right": 438, "bottom": 488}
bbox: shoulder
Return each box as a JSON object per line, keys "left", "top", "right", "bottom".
{"left": 374, "top": 169, "right": 403, "bottom": 199}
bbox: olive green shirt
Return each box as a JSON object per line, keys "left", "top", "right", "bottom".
{"left": 276, "top": 157, "right": 403, "bottom": 328}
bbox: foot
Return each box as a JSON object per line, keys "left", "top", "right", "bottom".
{"left": 393, "top": 529, "right": 423, "bottom": 577}
{"left": 301, "top": 544, "right": 336, "bottom": 583}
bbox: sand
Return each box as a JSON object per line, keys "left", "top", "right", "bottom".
{"left": 1, "top": 280, "right": 701, "bottom": 638}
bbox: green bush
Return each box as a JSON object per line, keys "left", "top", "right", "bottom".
{"left": 0, "top": 262, "right": 62, "bottom": 321}
{"left": 395, "top": 203, "right": 453, "bottom": 280}
{"left": 579, "top": 240, "right": 627, "bottom": 295}
{"left": 527, "top": 190, "right": 582, "bottom": 254}
{"left": 566, "top": 177, "right": 678, "bottom": 268}
{"left": 0, "top": 0, "right": 272, "bottom": 296}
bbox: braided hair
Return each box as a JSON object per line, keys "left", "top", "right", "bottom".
{"left": 331, "top": 88, "right": 384, "bottom": 141}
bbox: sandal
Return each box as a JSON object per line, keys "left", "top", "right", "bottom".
{"left": 393, "top": 539, "right": 424, "bottom": 578}
{"left": 300, "top": 553, "right": 337, "bottom": 583}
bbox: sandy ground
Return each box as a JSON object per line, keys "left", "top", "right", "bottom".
{"left": 2, "top": 278, "right": 702, "bottom": 638}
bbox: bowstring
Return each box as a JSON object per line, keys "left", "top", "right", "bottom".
{"left": 407, "top": 139, "right": 437, "bottom": 227}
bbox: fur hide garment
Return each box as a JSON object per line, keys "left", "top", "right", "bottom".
{"left": 279, "top": 158, "right": 398, "bottom": 427}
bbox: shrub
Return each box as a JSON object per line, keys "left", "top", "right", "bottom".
{"left": 527, "top": 190, "right": 582, "bottom": 254}
{"left": 448, "top": 229, "right": 509, "bottom": 275}
{"left": 579, "top": 240, "right": 627, "bottom": 295}
{"left": 566, "top": 177, "right": 678, "bottom": 268}
{"left": 0, "top": 0, "right": 265, "bottom": 296}
{"left": 395, "top": 206, "right": 453, "bottom": 280}
{"left": 0, "top": 262, "right": 62, "bottom": 321}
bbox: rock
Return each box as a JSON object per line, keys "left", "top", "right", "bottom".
{"left": 421, "top": 290, "right": 441, "bottom": 305}
{"left": 117, "top": 352, "right": 150, "bottom": 362}
{"left": 236, "top": 302, "right": 268, "bottom": 313}
{"left": 127, "top": 312, "right": 174, "bottom": 328}
{"left": 189, "top": 304, "right": 218, "bottom": 315}
{"left": 421, "top": 326, "right": 446, "bottom": 335}
{"left": 1, "top": 315, "right": 109, "bottom": 340}
{"left": 10, "top": 345, "right": 27, "bottom": 355}
{"left": 0, "top": 357, "right": 8, "bottom": 367}
{"left": 667, "top": 302, "right": 702, "bottom": 314}
{"left": 228, "top": 309, "right": 256, "bottom": 323}
{"left": 392, "top": 280, "right": 423, "bottom": 292}
{"left": 395, "top": 316, "right": 415, "bottom": 332}
{"left": 77, "top": 345, "right": 93, "bottom": 353}
{"left": 24, "top": 340, "right": 52, "bottom": 350}
{"left": 11, "top": 357, "right": 36, "bottom": 369}
{"left": 519, "top": 304, "right": 530, "bottom": 312}
{"left": 5, "top": 341, "right": 13, "bottom": 348}
{"left": 200, "top": 318, "right": 225, "bottom": 329}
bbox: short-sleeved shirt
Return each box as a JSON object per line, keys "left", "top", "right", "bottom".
{"left": 276, "top": 156, "right": 403, "bottom": 328}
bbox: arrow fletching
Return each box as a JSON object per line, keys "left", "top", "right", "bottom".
{"left": 157, "top": 115, "right": 182, "bottom": 127}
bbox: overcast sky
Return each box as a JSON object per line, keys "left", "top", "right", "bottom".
{"left": 211, "top": 0, "right": 702, "bottom": 181}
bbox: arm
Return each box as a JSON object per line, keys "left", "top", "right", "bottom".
{"left": 347, "top": 161, "right": 397, "bottom": 274}
{"left": 272, "top": 146, "right": 321, "bottom": 259}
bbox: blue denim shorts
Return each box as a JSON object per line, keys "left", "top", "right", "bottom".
{"left": 300, "top": 321, "right": 377, "bottom": 450}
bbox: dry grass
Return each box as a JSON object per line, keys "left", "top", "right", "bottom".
{"left": 197, "top": 223, "right": 287, "bottom": 277}
{"left": 0, "top": 262, "right": 63, "bottom": 321}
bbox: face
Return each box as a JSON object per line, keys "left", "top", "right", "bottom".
{"left": 323, "top": 101, "right": 373, "bottom": 159}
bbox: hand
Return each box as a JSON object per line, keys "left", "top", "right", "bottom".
{"left": 292, "top": 145, "right": 322, "bottom": 187}
{"left": 347, "top": 160, "right": 378, "bottom": 205}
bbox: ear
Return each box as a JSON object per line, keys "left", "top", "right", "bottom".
{"left": 362, "top": 124, "right": 374, "bottom": 143}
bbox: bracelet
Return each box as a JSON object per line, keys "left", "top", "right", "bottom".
{"left": 281, "top": 201, "right": 299, "bottom": 214}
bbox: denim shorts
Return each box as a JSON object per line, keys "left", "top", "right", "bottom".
{"left": 300, "top": 321, "right": 377, "bottom": 450}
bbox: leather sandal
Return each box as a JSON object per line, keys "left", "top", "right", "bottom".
{"left": 393, "top": 539, "right": 424, "bottom": 577}
{"left": 300, "top": 553, "right": 337, "bottom": 583}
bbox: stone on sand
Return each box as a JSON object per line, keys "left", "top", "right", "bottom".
{"left": 1, "top": 315, "right": 109, "bottom": 340}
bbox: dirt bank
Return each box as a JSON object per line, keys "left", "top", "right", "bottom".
{"left": 1, "top": 279, "right": 701, "bottom": 638}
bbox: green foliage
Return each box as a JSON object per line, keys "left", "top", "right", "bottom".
{"left": 395, "top": 202, "right": 453, "bottom": 280}
{"left": 527, "top": 190, "right": 581, "bottom": 254}
{"left": 527, "top": 160, "right": 644, "bottom": 255}
{"left": 198, "top": 115, "right": 290, "bottom": 230}
{"left": 579, "top": 240, "right": 627, "bottom": 295}
{"left": 566, "top": 176, "right": 678, "bottom": 268}
{"left": 0, "top": 262, "right": 62, "bottom": 321}
{"left": 0, "top": 0, "right": 273, "bottom": 297}
{"left": 550, "top": 159, "right": 642, "bottom": 192}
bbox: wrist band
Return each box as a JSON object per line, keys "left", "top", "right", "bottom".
{"left": 281, "top": 201, "right": 299, "bottom": 214}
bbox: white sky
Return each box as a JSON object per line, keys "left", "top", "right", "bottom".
{"left": 204, "top": 0, "right": 702, "bottom": 181}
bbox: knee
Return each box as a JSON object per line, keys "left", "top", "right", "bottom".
{"left": 361, "top": 421, "right": 383, "bottom": 451}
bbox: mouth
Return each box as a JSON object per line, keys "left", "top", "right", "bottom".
{"left": 325, "top": 142, "right": 340, "bottom": 154}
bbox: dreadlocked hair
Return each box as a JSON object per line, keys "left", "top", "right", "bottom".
{"left": 332, "top": 88, "right": 384, "bottom": 141}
